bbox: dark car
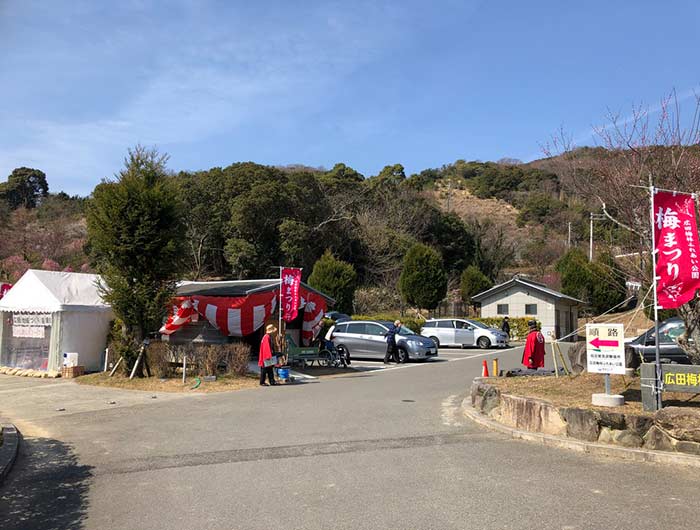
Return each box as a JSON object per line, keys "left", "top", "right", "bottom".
{"left": 324, "top": 311, "right": 350, "bottom": 323}
{"left": 625, "top": 317, "right": 691, "bottom": 368}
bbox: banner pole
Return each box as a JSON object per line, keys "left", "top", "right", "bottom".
{"left": 649, "top": 184, "right": 663, "bottom": 410}
{"left": 279, "top": 267, "right": 283, "bottom": 344}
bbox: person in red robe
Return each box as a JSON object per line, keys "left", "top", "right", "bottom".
{"left": 259, "top": 324, "right": 278, "bottom": 386}
{"left": 522, "top": 320, "right": 546, "bottom": 369}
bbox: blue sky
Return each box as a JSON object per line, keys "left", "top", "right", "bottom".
{"left": 1, "top": 0, "right": 700, "bottom": 195}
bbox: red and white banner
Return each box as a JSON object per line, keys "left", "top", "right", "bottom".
{"left": 159, "top": 284, "right": 328, "bottom": 345}
{"left": 160, "top": 291, "right": 277, "bottom": 336}
{"left": 280, "top": 267, "right": 302, "bottom": 323}
{"left": 0, "top": 283, "right": 11, "bottom": 300}
{"left": 653, "top": 190, "right": 700, "bottom": 309}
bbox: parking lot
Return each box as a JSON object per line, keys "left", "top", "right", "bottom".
{"left": 347, "top": 345, "right": 524, "bottom": 373}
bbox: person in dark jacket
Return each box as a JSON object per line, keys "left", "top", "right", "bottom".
{"left": 384, "top": 320, "right": 402, "bottom": 364}
{"left": 501, "top": 317, "right": 511, "bottom": 338}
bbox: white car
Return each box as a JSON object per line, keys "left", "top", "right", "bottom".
{"left": 421, "top": 318, "right": 509, "bottom": 349}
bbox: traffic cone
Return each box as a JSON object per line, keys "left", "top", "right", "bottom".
{"left": 481, "top": 360, "right": 490, "bottom": 377}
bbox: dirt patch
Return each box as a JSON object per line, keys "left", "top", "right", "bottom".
{"left": 487, "top": 373, "right": 700, "bottom": 416}
{"left": 76, "top": 372, "right": 260, "bottom": 393}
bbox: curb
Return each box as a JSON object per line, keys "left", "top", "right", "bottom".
{"left": 461, "top": 398, "right": 700, "bottom": 468}
{"left": 0, "top": 423, "right": 20, "bottom": 485}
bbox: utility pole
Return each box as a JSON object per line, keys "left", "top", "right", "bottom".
{"left": 567, "top": 222, "right": 571, "bottom": 248}
{"left": 446, "top": 179, "right": 453, "bottom": 212}
{"left": 589, "top": 212, "right": 606, "bottom": 262}
{"left": 589, "top": 213, "right": 593, "bottom": 261}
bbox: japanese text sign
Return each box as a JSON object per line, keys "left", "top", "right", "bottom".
{"left": 280, "top": 267, "right": 302, "bottom": 323}
{"left": 586, "top": 323, "right": 625, "bottom": 375}
{"left": 653, "top": 190, "right": 700, "bottom": 309}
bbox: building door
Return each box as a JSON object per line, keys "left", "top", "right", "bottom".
{"left": 555, "top": 309, "right": 561, "bottom": 341}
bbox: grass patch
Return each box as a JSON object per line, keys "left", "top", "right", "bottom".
{"left": 76, "top": 372, "right": 260, "bottom": 393}
{"left": 487, "top": 373, "right": 700, "bottom": 416}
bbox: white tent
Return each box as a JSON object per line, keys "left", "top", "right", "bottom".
{"left": 0, "top": 270, "right": 114, "bottom": 373}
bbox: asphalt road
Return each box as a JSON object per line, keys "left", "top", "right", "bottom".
{"left": 1, "top": 344, "right": 699, "bottom": 530}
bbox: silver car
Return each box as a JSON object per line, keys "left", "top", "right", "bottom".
{"left": 326, "top": 320, "right": 438, "bottom": 362}
{"left": 421, "top": 318, "right": 508, "bottom": 349}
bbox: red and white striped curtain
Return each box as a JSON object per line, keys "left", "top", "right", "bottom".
{"left": 160, "top": 287, "right": 327, "bottom": 345}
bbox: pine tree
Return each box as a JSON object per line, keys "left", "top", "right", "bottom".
{"left": 86, "top": 146, "right": 184, "bottom": 372}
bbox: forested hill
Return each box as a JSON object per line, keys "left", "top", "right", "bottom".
{"left": 0, "top": 154, "right": 597, "bottom": 300}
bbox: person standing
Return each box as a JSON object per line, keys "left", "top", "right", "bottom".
{"left": 259, "top": 324, "right": 278, "bottom": 386}
{"left": 521, "top": 320, "right": 545, "bottom": 369}
{"left": 501, "top": 316, "right": 511, "bottom": 339}
{"left": 384, "top": 320, "right": 402, "bottom": 364}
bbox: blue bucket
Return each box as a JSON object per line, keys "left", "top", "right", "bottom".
{"left": 277, "top": 367, "right": 290, "bottom": 380}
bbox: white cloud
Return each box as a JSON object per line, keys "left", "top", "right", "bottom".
{"left": 0, "top": 1, "right": 408, "bottom": 193}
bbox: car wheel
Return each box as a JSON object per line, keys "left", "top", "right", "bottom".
{"left": 477, "top": 336, "right": 491, "bottom": 349}
{"left": 429, "top": 336, "right": 440, "bottom": 348}
{"left": 397, "top": 347, "right": 410, "bottom": 363}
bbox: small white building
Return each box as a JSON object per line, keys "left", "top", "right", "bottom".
{"left": 0, "top": 270, "right": 114, "bottom": 372}
{"left": 472, "top": 278, "right": 584, "bottom": 342}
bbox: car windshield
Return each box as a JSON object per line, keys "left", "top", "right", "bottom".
{"left": 467, "top": 320, "right": 489, "bottom": 329}
{"left": 397, "top": 326, "right": 415, "bottom": 336}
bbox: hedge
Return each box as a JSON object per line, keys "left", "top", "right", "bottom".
{"left": 350, "top": 314, "right": 425, "bottom": 335}
{"left": 472, "top": 317, "right": 537, "bottom": 341}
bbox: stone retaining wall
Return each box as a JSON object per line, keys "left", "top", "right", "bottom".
{"left": 471, "top": 380, "right": 700, "bottom": 456}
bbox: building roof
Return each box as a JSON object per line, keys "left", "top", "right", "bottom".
{"left": 0, "top": 270, "right": 111, "bottom": 313}
{"left": 176, "top": 278, "right": 336, "bottom": 304}
{"left": 471, "top": 277, "right": 584, "bottom": 305}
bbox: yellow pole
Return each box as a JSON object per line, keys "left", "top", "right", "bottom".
{"left": 492, "top": 358, "right": 499, "bottom": 378}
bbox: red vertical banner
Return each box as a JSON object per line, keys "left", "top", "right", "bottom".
{"left": 0, "top": 283, "right": 11, "bottom": 300}
{"left": 653, "top": 190, "right": 700, "bottom": 309}
{"left": 281, "top": 267, "right": 302, "bottom": 322}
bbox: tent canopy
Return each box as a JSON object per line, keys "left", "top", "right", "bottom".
{"left": 0, "top": 270, "right": 110, "bottom": 313}
{"left": 177, "top": 278, "right": 335, "bottom": 304}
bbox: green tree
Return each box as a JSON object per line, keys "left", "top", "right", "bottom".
{"left": 398, "top": 243, "right": 447, "bottom": 310}
{"left": 308, "top": 250, "right": 357, "bottom": 314}
{"left": 0, "top": 167, "right": 49, "bottom": 209}
{"left": 86, "top": 146, "right": 184, "bottom": 372}
{"left": 556, "top": 248, "right": 628, "bottom": 314}
{"left": 460, "top": 265, "right": 493, "bottom": 304}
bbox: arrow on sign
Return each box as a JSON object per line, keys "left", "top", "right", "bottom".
{"left": 589, "top": 337, "right": 619, "bottom": 348}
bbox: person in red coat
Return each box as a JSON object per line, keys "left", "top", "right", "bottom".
{"left": 522, "top": 320, "right": 546, "bottom": 369}
{"left": 259, "top": 324, "right": 278, "bottom": 386}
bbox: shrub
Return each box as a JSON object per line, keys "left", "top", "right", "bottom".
{"left": 227, "top": 342, "right": 252, "bottom": 376}
{"left": 308, "top": 250, "right": 357, "bottom": 314}
{"left": 399, "top": 243, "right": 447, "bottom": 310}
{"left": 146, "top": 341, "right": 175, "bottom": 378}
{"left": 460, "top": 266, "right": 492, "bottom": 304}
{"left": 351, "top": 314, "right": 424, "bottom": 335}
{"left": 474, "top": 317, "right": 536, "bottom": 340}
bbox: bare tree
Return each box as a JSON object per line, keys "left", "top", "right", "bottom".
{"left": 543, "top": 90, "right": 700, "bottom": 362}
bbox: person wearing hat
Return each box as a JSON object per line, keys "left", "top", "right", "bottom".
{"left": 521, "top": 320, "right": 545, "bottom": 369}
{"left": 259, "top": 324, "right": 278, "bottom": 386}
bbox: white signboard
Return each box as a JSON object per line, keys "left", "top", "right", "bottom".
{"left": 13, "top": 313, "right": 52, "bottom": 327}
{"left": 586, "top": 323, "right": 625, "bottom": 375}
{"left": 13, "top": 326, "right": 46, "bottom": 339}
